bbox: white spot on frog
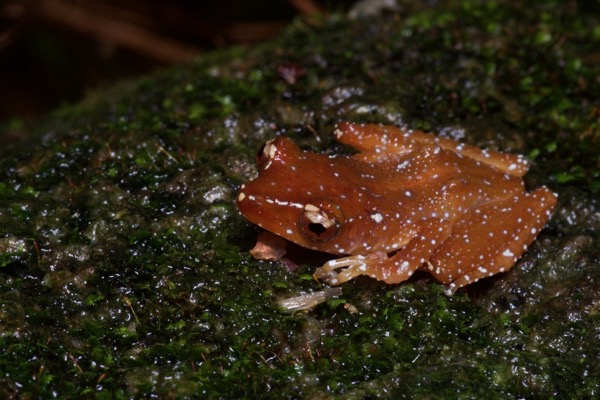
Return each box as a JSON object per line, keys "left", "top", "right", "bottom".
{"left": 370, "top": 213, "right": 384, "bottom": 223}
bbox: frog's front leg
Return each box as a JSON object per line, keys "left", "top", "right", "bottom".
{"left": 313, "top": 219, "right": 452, "bottom": 285}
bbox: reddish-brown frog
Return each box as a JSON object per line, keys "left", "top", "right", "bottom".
{"left": 237, "top": 122, "right": 557, "bottom": 294}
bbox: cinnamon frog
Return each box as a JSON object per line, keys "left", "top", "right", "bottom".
{"left": 237, "top": 122, "right": 557, "bottom": 294}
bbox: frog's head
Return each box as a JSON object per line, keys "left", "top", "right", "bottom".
{"left": 237, "top": 136, "right": 363, "bottom": 253}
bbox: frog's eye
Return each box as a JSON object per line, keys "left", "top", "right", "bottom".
{"left": 299, "top": 202, "right": 343, "bottom": 241}
{"left": 256, "top": 139, "right": 276, "bottom": 170}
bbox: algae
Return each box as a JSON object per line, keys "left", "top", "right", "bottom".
{"left": 0, "top": 0, "right": 599, "bottom": 398}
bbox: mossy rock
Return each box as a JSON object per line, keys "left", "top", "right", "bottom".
{"left": 0, "top": 1, "right": 599, "bottom": 398}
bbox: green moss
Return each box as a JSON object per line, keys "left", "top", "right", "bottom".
{"left": 0, "top": 0, "right": 599, "bottom": 398}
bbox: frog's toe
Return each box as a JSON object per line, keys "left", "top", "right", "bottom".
{"left": 443, "top": 283, "right": 457, "bottom": 296}
{"left": 312, "top": 264, "right": 338, "bottom": 284}
{"left": 313, "top": 255, "right": 368, "bottom": 284}
{"left": 316, "top": 265, "right": 363, "bottom": 285}
{"left": 334, "top": 265, "right": 367, "bottom": 284}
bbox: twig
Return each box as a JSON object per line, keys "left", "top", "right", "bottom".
{"left": 33, "top": 0, "right": 200, "bottom": 62}
{"left": 287, "top": 0, "right": 325, "bottom": 15}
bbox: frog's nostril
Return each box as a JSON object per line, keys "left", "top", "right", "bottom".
{"left": 256, "top": 142, "right": 268, "bottom": 168}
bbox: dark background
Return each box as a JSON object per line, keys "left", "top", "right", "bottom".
{"left": 0, "top": 0, "right": 356, "bottom": 124}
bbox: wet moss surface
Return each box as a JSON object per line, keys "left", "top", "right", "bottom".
{"left": 1, "top": 1, "right": 599, "bottom": 398}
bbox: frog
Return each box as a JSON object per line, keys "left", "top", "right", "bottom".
{"left": 236, "top": 122, "right": 557, "bottom": 294}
